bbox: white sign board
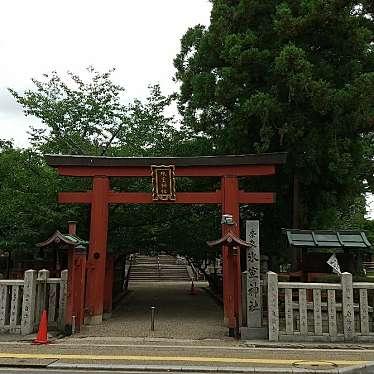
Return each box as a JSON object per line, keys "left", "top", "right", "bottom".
{"left": 327, "top": 253, "right": 341, "bottom": 275}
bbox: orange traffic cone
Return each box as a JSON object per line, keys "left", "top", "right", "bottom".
{"left": 32, "top": 309, "right": 49, "bottom": 345}
{"left": 189, "top": 279, "right": 196, "bottom": 295}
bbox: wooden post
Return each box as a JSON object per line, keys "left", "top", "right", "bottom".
{"left": 342, "top": 272, "right": 355, "bottom": 340}
{"left": 222, "top": 246, "right": 230, "bottom": 327}
{"left": 21, "top": 270, "right": 37, "bottom": 335}
{"left": 65, "top": 247, "right": 74, "bottom": 333}
{"left": 85, "top": 176, "right": 109, "bottom": 325}
{"left": 73, "top": 248, "right": 87, "bottom": 332}
{"left": 68, "top": 221, "right": 77, "bottom": 235}
{"left": 103, "top": 255, "right": 114, "bottom": 320}
{"left": 221, "top": 176, "right": 240, "bottom": 334}
{"left": 267, "top": 271, "right": 279, "bottom": 341}
{"left": 65, "top": 220, "right": 77, "bottom": 329}
{"left": 65, "top": 246, "right": 87, "bottom": 333}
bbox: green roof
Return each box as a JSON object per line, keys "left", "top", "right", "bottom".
{"left": 36, "top": 231, "right": 88, "bottom": 248}
{"left": 284, "top": 229, "right": 372, "bottom": 251}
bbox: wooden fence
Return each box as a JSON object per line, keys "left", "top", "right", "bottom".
{"left": 268, "top": 271, "right": 374, "bottom": 342}
{"left": 0, "top": 269, "right": 67, "bottom": 335}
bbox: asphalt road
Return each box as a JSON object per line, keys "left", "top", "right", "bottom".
{"left": 0, "top": 370, "right": 198, "bottom": 374}
{"left": 0, "top": 370, "right": 190, "bottom": 374}
{"left": 0, "top": 339, "right": 374, "bottom": 372}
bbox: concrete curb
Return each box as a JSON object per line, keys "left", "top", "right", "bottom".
{"left": 242, "top": 342, "right": 374, "bottom": 350}
{"left": 46, "top": 362, "right": 374, "bottom": 373}
{"left": 339, "top": 362, "right": 374, "bottom": 373}
{"left": 54, "top": 335, "right": 374, "bottom": 350}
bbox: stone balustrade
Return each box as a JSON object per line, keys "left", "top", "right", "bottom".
{"left": 267, "top": 271, "right": 374, "bottom": 342}
{"left": 0, "top": 269, "right": 67, "bottom": 335}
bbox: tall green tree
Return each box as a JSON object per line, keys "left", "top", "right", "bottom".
{"left": 0, "top": 140, "right": 87, "bottom": 252}
{"left": 9, "top": 67, "right": 211, "bottom": 158}
{"left": 8, "top": 68, "right": 220, "bottom": 270}
{"left": 10, "top": 67, "right": 128, "bottom": 156}
{"left": 174, "top": 0, "right": 374, "bottom": 232}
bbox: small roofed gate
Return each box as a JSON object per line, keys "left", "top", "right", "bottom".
{"left": 46, "top": 153, "right": 286, "bottom": 335}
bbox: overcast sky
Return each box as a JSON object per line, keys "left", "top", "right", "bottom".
{"left": 0, "top": 0, "right": 212, "bottom": 146}
{"left": 0, "top": 0, "right": 373, "bottom": 219}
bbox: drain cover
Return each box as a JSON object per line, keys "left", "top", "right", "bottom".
{"left": 293, "top": 360, "right": 338, "bottom": 370}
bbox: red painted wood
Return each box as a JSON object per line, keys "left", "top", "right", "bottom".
{"left": 68, "top": 221, "right": 77, "bottom": 235}
{"left": 60, "top": 191, "right": 274, "bottom": 205}
{"left": 73, "top": 251, "right": 86, "bottom": 332}
{"left": 221, "top": 176, "right": 241, "bottom": 330}
{"left": 107, "top": 191, "right": 223, "bottom": 204}
{"left": 65, "top": 247, "right": 86, "bottom": 332}
{"left": 59, "top": 192, "right": 92, "bottom": 204}
{"left": 85, "top": 176, "right": 109, "bottom": 323}
{"left": 239, "top": 191, "right": 275, "bottom": 204}
{"left": 57, "top": 164, "right": 276, "bottom": 177}
{"left": 103, "top": 256, "right": 114, "bottom": 317}
{"left": 65, "top": 248, "right": 74, "bottom": 330}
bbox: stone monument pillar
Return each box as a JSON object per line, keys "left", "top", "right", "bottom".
{"left": 240, "top": 220, "right": 267, "bottom": 339}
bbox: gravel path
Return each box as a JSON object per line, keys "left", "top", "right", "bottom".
{"left": 80, "top": 282, "right": 227, "bottom": 340}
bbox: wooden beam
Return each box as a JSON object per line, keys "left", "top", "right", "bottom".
{"left": 58, "top": 191, "right": 276, "bottom": 205}
{"left": 107, "top": 191, "right": 223, "bottom": 204}
{"left": 239, "top": 191, "right": 275, "bottom": 204}
{"left": 46, "top": 153, "right": 287, "bottom": 168}
{"left": 59, "top": 192, "right": 92, "bottom": 204}
{"left": 57, "top": 165, "right": 276, "bottom": 177}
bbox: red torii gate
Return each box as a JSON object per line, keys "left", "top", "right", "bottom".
{"left": 46, "top": 153, "right": 286, "bottom": 334}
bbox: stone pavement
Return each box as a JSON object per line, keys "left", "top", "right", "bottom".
{"left": 80, "top": 281, "right": 228, "bottom": 340}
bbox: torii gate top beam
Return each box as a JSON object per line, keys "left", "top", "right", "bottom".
{"left": 45, "top": 153, "right": 287, "bottom": 177}
{"left": 46, "top": 153, "right": 287, "bottom": 205}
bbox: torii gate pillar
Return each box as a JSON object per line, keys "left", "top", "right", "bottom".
{"left": 84, "top": 176, "right": 109, "bottom": 324}
{"left": 221, "top": 176, "right": 241, "bottom": 333}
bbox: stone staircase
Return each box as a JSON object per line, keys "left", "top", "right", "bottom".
{"left": 129, "top": 255, "right": 192, "bottom": 283}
